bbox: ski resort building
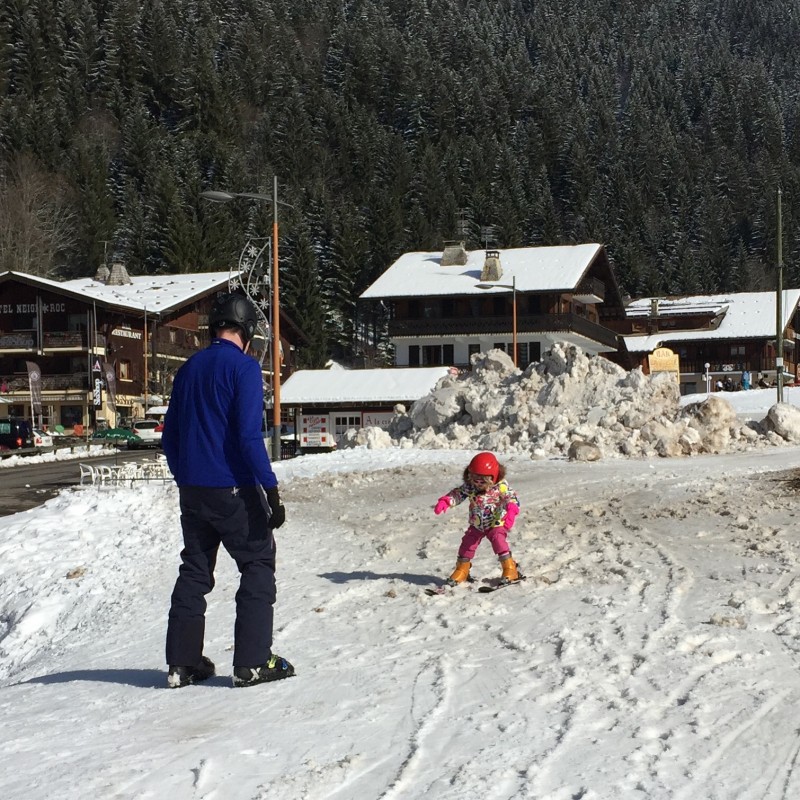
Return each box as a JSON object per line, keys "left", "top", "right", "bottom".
{"left": 622, "top": 291, "right": 800, "bottom": 394}
{"left": 0, "top": 265, "right": 305, "bottom": 431}
{"left": 359, "top": 243, "right": 626, "bottom": 369}
{"left": 280, "top": 366, "right": 450, "bottom": 451}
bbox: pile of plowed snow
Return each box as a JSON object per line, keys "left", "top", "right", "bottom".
{"left": 340, "top": 344, "right": 800, "bottom": 459}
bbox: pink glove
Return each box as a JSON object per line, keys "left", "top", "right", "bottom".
{"left": 504, "top": 504, "right": 520, "bottom": 529}
{"left": 434, "top": 497, "right": 451, "bottom": 515}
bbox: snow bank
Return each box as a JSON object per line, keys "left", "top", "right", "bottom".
{"left": 339, "top": 344, "right": 794, "bottom": 459}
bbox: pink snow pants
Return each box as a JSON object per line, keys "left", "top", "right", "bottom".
{"left": 458, "top": 525, "right": 510, "bottom": 560}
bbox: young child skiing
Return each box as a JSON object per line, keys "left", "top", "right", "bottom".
{"left": 434, "top": 451, "right": 521, "bottom": 586}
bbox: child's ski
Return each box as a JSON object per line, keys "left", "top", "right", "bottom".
{"left": 477, "top": 576, "right": 526, "bottom": 593}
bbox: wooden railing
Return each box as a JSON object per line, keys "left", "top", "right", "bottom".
{"left": 388, "top": 313, "right": 620, "bottom": 350}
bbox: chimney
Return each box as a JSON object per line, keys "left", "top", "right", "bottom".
{"left": 94, "top": 264, "right": 110, "bottom": 283}
{"left": 107, "top": 262, "right": 133, "bottom": 285}
{"left": 441, "top": 240, "right": 468, "bottom": 266}
{"left": 480, "top": 249, "right": 502, "bottom": 282}
{"left": 648, "top": 298, "right": 659, "bottom": 334}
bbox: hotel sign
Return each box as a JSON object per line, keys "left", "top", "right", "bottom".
{"left": 0, "top": 302, "right": 66, "bottom": 314}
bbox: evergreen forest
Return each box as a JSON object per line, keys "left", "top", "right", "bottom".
{"left": 2, "top": 0, "right": 800, "bottom": 365}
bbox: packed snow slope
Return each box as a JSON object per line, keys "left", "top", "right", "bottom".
{"left": 3, "top": 443, "right": 800, "bottom": 799}
{"left": 4, "top": 347, "right": 800, "bottom": 799}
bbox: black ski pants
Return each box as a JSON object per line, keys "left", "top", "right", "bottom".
{"left": 166, "top": 485, "right": 277, "bottom": 668}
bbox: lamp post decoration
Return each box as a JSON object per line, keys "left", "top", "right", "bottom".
{"left": 228, "top": 237, "right": 271, "bottom": 367}
{"left": 200, "top": 177, "right": 290, "bottom": 461}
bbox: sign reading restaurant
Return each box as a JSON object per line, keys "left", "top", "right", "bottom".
{"left": 0, "top": 302, "right": 67, "bottom": 314}
{"left": 111, "top": 327, "right": 142, "bottom": 340}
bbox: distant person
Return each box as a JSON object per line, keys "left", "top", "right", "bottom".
{"left": 723, "top": 377, "right": 734, "bottom": 392}
{"left": 758, "top": 375, "right": 769, "bottom": 389}
{"left": 433, "top": 452, "right": 522, "bottom": 586}
{"left": 162, "top": 291, "right": 294, "bottom": 689}
{"left": 742, "top": 370, "right": 751, "bottom": 390}
{"left": 715, "top": 379, "right": 724, "bottom": 392}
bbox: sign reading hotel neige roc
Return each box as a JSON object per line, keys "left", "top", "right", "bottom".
{"left": 647, "top": 347, "right": 680, "bottom": 384}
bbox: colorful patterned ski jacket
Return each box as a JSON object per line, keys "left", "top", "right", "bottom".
{"left": 443, "top": 480, "right": 520, "bottom": 532}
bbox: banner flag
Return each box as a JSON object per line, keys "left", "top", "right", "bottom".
{"left": 26, "top": 361, "right": 42, "bottom": 416}
{"left": 92, "top": 358, "right": 102, "bottom": 408}
{"left": 102, "top": 362, "right": 117, "bottom": 413}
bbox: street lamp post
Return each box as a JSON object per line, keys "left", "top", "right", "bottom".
{"left": 476, "top": 276, "right": 517, "bottom": 367}
{"left": 201, "top": 178, "right": 290, "bottom": 461}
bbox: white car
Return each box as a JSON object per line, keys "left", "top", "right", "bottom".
{"left": 32, "top": 429, "right": 53, "bottom": 448}
{"left": 129, "top": 419, "right": 163, "bottom": 449}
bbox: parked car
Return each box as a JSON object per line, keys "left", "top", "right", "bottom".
{"left": 92, "top": 427, "right": 141, "bottom": 446}
{"left": 0, "top": 418, "right": 33, "bottom": 450}
{"left": 32, "top": 429, "right": 53, "bottom": 448}
{"left": 128, "top": 419, "right": 163, "bottom": 449}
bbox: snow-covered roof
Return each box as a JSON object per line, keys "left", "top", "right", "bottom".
{"left": 624, "top": 290, "right": 800, "bottom": 352}
{"left": 0, "top": 270, "right": 234, "bottom": 314}
{"left": 359, "top": 244, "right": 603, "bottom": 299}
{"left": 281, "top": 367, "right": 451, "bottom": 405}
{"left": 625, "top": 298, "right": 728, "bottom": 317}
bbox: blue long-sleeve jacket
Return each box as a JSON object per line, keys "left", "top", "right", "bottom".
{"left": 162, "top": 338, "right": 278, "bottom": 489}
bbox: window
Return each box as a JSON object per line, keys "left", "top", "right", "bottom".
{"left": 67, "top": 314, "right": 86, "bottom": 332}
{"left": 442, "top": 344, "right": 454, "bottom": 364}
{"left": 526, "top": 295, "right": 542, "bottom": 314}
{"left": 119, "top": 360, "right": 131, "bottom": 380}
{"left": 423, "top": 345, "right": 442, "bottom": 365}
{"left": 409, "top": 345, "right": 420, "bottom": 366}
{"left": 518, "top": 342, "right": 540, "bottom": 368}
{"left": 730, "top": 345, "right": 745, "bottom": 356}
{"left": 334, "top": 415, "right": 361, "bottom": 440}
{"left": 493, "top": 343, "right": 506, "bottom": 352}
{"left": 468, "top": 344, "right": 481, "bottom": 359}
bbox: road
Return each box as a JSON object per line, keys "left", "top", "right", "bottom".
{"left": 0, "top": 448, "right": 165, "bottom": 517}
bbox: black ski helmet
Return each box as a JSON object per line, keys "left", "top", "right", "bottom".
{"left": 209, "top": 291, "right": 258, "bottom": 342}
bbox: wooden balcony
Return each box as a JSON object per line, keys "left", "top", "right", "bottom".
{"left": 2, "top": 373, "right": 90, "bottom": 392}
{"left": 573, "top": 276, "right": 605, "bottom": 303}
{"left": 0, "top": 331, "right": 105, "bottom": 353}
{"left": 154, "top": 340, "right": 200, "bottom": 360}
{"left": 388, "top": 313, "right": 620, "bottom": 350}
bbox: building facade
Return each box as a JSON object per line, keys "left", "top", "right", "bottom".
{"left": 0, "top": 266, "right": 303, "bottom": 430}
{"left": 620, "top": 291, "right": 800, "bottom": 394}
{"left": 360, "top": 243, "right": 626, "bottom": 368}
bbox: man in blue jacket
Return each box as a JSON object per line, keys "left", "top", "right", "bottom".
{"left": 162, "top": 291, "right": 294, "bottom": 688}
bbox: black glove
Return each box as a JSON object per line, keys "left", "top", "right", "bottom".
{"left": 266, "top": 487, "right": 286, "bottom": 529}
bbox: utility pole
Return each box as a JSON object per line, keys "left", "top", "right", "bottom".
{"left": 777, "top": 188, "right": 784, "bottom": 404}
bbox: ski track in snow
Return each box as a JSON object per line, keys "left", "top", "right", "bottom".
{"left": 3, "top": 451, "right": 800, "bottom": 797}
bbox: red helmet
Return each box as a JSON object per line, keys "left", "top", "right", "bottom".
{"left": 468, "top": 452, "right": 499, "bottom": 482}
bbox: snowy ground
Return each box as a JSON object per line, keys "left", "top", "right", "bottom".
{"left": 3, "top": 437, "right": 800, "bottom": 799}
